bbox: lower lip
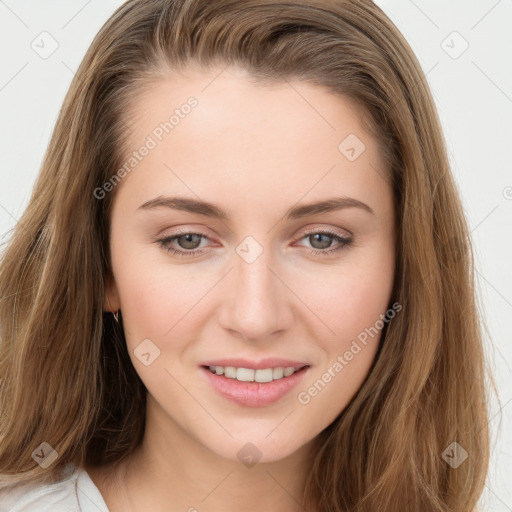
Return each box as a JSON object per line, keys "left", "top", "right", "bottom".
{"left": 200, "top": 366, "right": 310, "bottom": 407}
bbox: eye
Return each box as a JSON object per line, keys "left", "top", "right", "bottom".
{"left": 156, "top": 232, "right": 210, "bottom": 257}
{"left": 155, "top": 228, "right": 352, "bottom": 258}
{"left": 171, "top": 233, "right": 204, "bottom": 250}
{"left": 295, "top": 229, "right": 352, "bottom": 257}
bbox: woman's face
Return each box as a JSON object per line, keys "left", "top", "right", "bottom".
{"left": 106, "top": 64, "right": 396, "bottom": 464}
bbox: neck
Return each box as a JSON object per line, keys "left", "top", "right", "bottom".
{"left": 88, "top": 396, "right": 319, "bottom": 512}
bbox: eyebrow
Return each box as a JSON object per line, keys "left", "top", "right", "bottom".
{"left": 137, "top": 195, "right": 375, "bottom": 220}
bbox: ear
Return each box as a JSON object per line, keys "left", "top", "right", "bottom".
{"left": 104, "top": 271, "right": 121, "bottom": 312}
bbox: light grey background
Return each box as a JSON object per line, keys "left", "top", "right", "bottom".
{"left": 0, "top": 1, "right": 511, "bottom": 510}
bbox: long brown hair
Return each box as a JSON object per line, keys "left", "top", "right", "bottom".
{"left": 0, "top": 1, "right": 492, "bottom": 510}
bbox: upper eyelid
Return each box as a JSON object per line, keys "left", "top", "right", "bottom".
{"left": 300, "top": 226, "right": 352, "bottom": 238}
{"left": 158, "top": 224, "right": 352, "bottom": 239}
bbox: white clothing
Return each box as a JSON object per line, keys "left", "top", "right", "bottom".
{"left": 0, "top": 462, "right": 109, "bottom": 512}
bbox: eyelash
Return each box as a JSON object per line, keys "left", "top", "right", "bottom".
{"left": 155, "top": 229, "right": 352, "bottom": 258}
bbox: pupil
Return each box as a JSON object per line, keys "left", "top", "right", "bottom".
{"left": 179, "top": 234, "right": 201, "bottom": 249}
{"left": 311, "top": 233, "right": 331, "bottom": 249}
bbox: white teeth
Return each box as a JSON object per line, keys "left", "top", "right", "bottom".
{"left": 283, "top": 367, "right": 295, "bottom": 377}
{"left": 273, "top": 367, "right": 284, "bottom": 379}
{"left": 207, "top": 365, "right": 302, "bottom": 382}
{"left": 224, "top": 366, "right": 237, "bottom": 379}
{"left": 255, "top": 368, "right": 273, "bottom": 383}
{"left": 236, "top": 368, "right": 254, "bottom": 381}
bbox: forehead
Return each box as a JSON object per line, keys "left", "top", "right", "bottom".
{"left": 115, "top": 65, "right": 391, "bottom": 217}
{"left": 126, "top": 64, "right": 371, "bottom": 147}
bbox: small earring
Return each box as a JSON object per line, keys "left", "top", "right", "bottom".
{"left": 106, "top": 296, "right": 120, "bottom": 323}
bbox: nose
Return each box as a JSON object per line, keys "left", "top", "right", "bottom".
{"left": 217, "top": 246, "right": 293, "bottom": 342}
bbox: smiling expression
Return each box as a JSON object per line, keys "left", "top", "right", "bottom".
{"left": 105, "top": 63, "right": 396, "bottom": 463}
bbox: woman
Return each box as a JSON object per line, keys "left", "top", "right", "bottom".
{"left": 0, "top": 0, "right": 491, "bottom": 511}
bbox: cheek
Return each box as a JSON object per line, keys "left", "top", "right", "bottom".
{"left": 110, "top": 254, "right": 204, "bottom": 409}
{"left": 110, "top": 240, "right": 195, "bottom": 349}
{"left": 115, "top": 274, "right": 202, "bottom": 350}
{"left": 292, "top": 253, "right": 394, "bottom": 346}
{"left": 291, "top": 248, "right": 394, "bottom": 420}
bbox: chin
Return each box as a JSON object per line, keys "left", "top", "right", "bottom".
{"left": 198, "top": 427, "right": 314, "bottom": 466}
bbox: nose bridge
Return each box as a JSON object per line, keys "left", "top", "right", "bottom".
{"left": 221, "top": 235, "right": 287, "bottom": 340}
{"left": 237, "top": 249, "right": 275, "bottom": 302}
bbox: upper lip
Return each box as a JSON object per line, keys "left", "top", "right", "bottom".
{"left": 200, "top": 358, "right": 309, "bottom": 370}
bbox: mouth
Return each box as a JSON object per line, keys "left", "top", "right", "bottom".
{"left": 199, "top": 359, "right": 310, "bottom": 407}
{"left": 202, "top": 364, "right": 308, "bottom": 382}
